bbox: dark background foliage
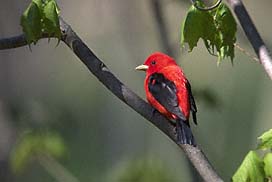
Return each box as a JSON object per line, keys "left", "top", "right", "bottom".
{"left": 0, "top": 0, "right": 272, "bottom": 181}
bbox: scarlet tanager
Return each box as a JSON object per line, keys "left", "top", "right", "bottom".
{"left": 136, "top": 52, "right": 197, "bottom": 146}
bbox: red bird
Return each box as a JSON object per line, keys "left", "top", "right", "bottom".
{"left": 136, "top": 52, "right": 197, "bottom": 145}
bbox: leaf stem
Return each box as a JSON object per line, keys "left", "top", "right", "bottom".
{"left": 190, "top": 0, "right": 222, "bottom": 11}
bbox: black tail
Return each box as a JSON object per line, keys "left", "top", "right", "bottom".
{"left": 176, "top": 119, "right": 196, "bottom": 146}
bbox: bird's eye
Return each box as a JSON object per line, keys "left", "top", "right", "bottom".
{"left": 151, "top": 60, "right": 156, "bottom": 65}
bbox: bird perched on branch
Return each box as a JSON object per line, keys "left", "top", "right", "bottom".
{"left": 136, "top": 52, "right": 197, "bottom": 146}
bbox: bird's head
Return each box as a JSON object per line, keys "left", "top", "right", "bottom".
{"left": 135, "top": 52, "right": 177, "bottom": 75}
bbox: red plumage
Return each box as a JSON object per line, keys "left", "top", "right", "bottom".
{"left": 136, "top": 52, "right": 197, "bottom": 145}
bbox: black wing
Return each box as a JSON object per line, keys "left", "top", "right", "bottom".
{"left": 186, "top": 80, "right": 197, "bottom": 125}
{"left": 148, "top": 73, "right": 187, "bottom": 121}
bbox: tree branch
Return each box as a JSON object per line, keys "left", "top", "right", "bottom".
{"left": 226, "top": 0, "right": 272, "bottom": 79}
{"left": 0, "top": 33, "right": 52, "bottom": 50}
{"left": 150, "top": 0, "right": 174, "bottom": 56}
{"left": 0, "top": 34, "right": 28, "bottom": 50}
{"left": 0, "top": 17, "right": 223, "bottom": 182}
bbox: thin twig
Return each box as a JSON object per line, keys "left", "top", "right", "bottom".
{"left": 226, "top": 0, "right": 272, "bottom": 79}
{"left": 0, "top": 17, "right": 223, "bottom": 182}
{"left": 234, "top": 43, "right": 259, "bottom": 62}
{"left": 37, "top": 155, "right": 80, "bottom": 182}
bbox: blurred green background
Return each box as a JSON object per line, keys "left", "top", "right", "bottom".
{"left": 0, "top": 0, "right": 272, "bottom": 181}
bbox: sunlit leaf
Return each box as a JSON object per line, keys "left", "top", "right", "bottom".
{"left": 42, "top": 133, "right": 66, "bottom": 158}
{"left": 10, "top": 132, "right": 38, "bottom": 172}
{"left": 264, "top": 153, "right": 272, "bottom": 178}
{"left": 258, "top": 129, "right": 272, "bottom": 150}
{"left": 232, "top": 151, "right": 265, "bottom": 182}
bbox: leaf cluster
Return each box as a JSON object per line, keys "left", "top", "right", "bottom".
{"left": 21, "top": 0, "right": 61, "bottom": 44}
{"left": 181, "top": 3, "right": 237, "bottom": 63}
{"left": 232, "top": 129, "right": 272, "bottom": 182}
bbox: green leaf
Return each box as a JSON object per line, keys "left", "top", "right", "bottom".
{"left": 10, "top": 131, "right": 66, "bottom": 173}
{"left": 258, "top": 129, "right": 272, "bottom": 150}
{"left": 181, "top": 6, "right": 216, "bottom": 51}
{"left": 43, "top": 0, "right": 61, "bottom": 38}
{"left": 264, "top": 153, "right": 272, "bottom": 178}
{"left": 10, "top": 132, "right": 38, "bottom": 172}
{"left": 181, "top": 3, "right": 237, "bottom": 63}
{"left": 20, "top": 2, "right": 42, "bottom": 44}
{"left": 32, "top": 0, "right": 44, "bottom": 11}
{"left": 20, "top": 0, "right": 61, "bottom": 45}
{"left": 232, "top": 151, "right": 265, "bottom": 182}
{"left": 214, "top": 4, "right": 237, "bottom": 62}
{"left": 42, "top": 133, "right": 66, "bottom": 158}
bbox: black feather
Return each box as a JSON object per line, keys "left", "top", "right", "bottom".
{"left": 148, "top": 73, "right": 186, "bottom": 121}
{"left": 186, "top": 80, "right": 197, "bottom": 125}
{"left": 148, "top": 73, "right": 197, "bottom": 146}
{"left": 176, "top": 119, "right": 196, "bottom": 146}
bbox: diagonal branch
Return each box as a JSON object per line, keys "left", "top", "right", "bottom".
{"left": 226, "top": 0, "right": 272, "bottom": 79}
{"left": 0, "top": 33, "right": 53, "bottom": 50}
{"left": 150, "top": 0, "right": 174, "bottom": 56}
{"left": 0, "top": 34, "right": 28, "bottom": 50}
{"left": 0, "top": 17, "right": 223, "bottom": 182}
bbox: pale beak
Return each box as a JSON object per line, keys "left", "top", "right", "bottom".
{"left": 135, "top": 64, "right": 149, "bottom": 71}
